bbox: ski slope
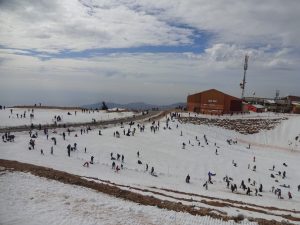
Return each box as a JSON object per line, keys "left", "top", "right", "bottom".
{"left": 0, "top": 111, "right": 299, "bottom": 223}
{"left": 0, "top": 107, "right": 138, "bottom": 128}
{"left": 0, "top": 171, "right": 256, "bottom": 225}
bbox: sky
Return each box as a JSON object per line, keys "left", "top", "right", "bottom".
{"left": 0, "top": 0, "right": 300, "bottom": 106}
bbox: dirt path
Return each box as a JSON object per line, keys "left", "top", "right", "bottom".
{"left": 0, "top": 159, "right": 296, "bottom": 225}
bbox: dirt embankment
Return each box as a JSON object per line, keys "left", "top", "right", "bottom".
{"left": 179, "top": 117, "right": 285, "bottom": 134}
{"left": 0, "top": 159, "right": 296, "bottom": 225}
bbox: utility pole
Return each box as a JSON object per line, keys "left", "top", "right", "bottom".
{"left": 240, "top": 54, "right": 249, "bottom": 99}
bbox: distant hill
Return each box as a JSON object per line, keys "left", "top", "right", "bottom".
{"left": 82, "top": 102, "right": 186, "bottom": 110}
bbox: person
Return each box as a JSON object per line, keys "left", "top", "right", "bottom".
{"left": 151, "top": 167, "right": 154, "bottom": 175}
{"left": 277, "top": 189, "right": 282, "bottom": 199}
{"left": 240, "top": 180, "right": 246, "bottom": 190}
{"left": 231, "top": 184, "right": 235, "bottom": 193}
{"left": 226, "top": 178, "right": 230, "bottom": 188}
{"left": 146, "top": 163, "right": 148, "bottom": 171}
{"left": 259, "top": 184, "right": 263, "bottom": 192}
{"left": 288, "top": 191, "right": 292, "bottom": 199}
{"left": 298, "top": 185, "right": 300, "bottom": 192}
{"left": 90, "top": 156, "right": 94, "bottom": 164}
{"left": 255, "top": 188, "right": 258, "bottom": 196}
{"left": 51, "top": 137, "right": 57, "bottom": 145}
{"left": 185, "top": 174, "right": 190, "bottom": 183}
{"left": 63, "top": 132, "right": 66, "bottom": 140}
{"left": 271, "top": 186, "right": 275, "bottom": 192}
{"left": 51, "top": 146, "right": 53, "bottom": 155}
{"left": 137, "top": 151, "right": 140, "bottom": 158}
{"left": 40, "top": 149, "right": 44, "bottom": 155}
{"left": 85, "top": 147, "right": 87, "bottom": 153}
{"left": 208, "top": 171, "right": 216, "bottom": 184}
{"left": 121, "top": 155, "right": 124, "bottom": 162}
{"left": 283, "top": 171, "right": 286, "bottom": 179}
{"left": 116, "top": 165, "right": 120, "bottom": 172}
{"left": 112, "top": 161, "right": 116, "bottom": 169}
{"left": 203, "top": 181, "right": 208, "bottom": 190}
{"left": 246, "top": 187, "right": 251, "bottom": 195}
{"left": 83, "top": 161, "right": 89, "bottom": 167}
{"left": 138, "top": 160, "right": 142, "bottom": 164}
{"left": 253, "top": 156, "right": 256, "bottom": 162}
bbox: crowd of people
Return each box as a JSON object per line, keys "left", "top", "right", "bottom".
{"left": 1, "top": 110, "right": 298, "bottom": 205}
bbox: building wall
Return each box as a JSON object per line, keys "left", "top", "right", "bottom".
{"left": 187, "top": 89, "right": 242, "bottom": 114}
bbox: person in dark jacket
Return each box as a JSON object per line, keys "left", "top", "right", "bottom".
{"left": 185, "top": 174, "right": 190, "bottom": 183}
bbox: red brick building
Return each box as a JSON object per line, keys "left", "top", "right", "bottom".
{"left": 187, "top": 89, "right": 242, "bottom": 115}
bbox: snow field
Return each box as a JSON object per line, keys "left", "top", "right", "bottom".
{"left": 0, "top": 107, "right": 138, "bottom": 128}
{"left": 0, "top": 112, "right": 300, "bottom": 223}
{"left": 0, "top": 171, "right": 257, "bottom": 225}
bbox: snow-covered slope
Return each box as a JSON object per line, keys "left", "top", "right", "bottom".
{"left": 0, "top": 111, "right": 299, "bottom": 223}
{"left": 0, "top": 108, "right": 138, "bottom": 128}
{"left": 0, "top": 172, "right": 256, "bottom": 225}
{"left": 241, "top": 115, "right": 300, "bottom": 151}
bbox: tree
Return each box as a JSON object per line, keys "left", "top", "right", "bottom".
{"left": 102, "top": 101, "right": 108, "bottom": 110}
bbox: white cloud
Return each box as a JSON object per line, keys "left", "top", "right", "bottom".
{"left": 2, "top": 0, "right": 299, "bottom": 52}
{"left": 0, "top": 47, "right": 299, "bottom": 105}
{"left": 0, "top": 0, "right": 193, "bottom": 52}
{"left": 0, "top": 0, "right": 299, "bottom": 105}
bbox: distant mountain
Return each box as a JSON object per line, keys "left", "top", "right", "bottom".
{"left": 82, "top": 102, "right": 186, "bottom": 110}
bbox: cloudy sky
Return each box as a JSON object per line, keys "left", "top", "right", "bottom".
{"left": 0, "top": 0, "right": 299, "bottom": 106}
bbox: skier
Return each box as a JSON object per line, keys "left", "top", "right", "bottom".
{"left": 90, "top": 156, "right": 94, "bottom": 164}
{"left": 137, "top": 151, "right": 140, "bottom": 158}
{"left": 112, "top": 161, "right": 116, "bottom": 169}
{"left": 259, "top": 184, "right": 263, "bottom": 192}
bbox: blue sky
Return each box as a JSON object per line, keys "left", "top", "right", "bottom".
{"left": 0, "top": 0, "right": 299, "bottom": 106}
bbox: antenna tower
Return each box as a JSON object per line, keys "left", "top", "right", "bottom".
{"left": 240, "top": 54, "right": 249, "bottom": 99}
